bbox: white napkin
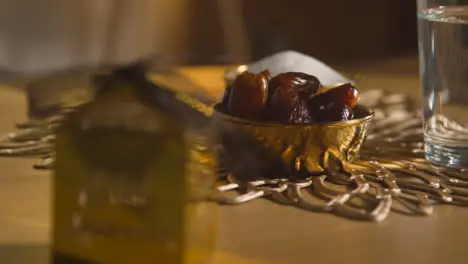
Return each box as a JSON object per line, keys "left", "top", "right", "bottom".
{"left": 248, "top": 50, "right": 352, "bottom": 85}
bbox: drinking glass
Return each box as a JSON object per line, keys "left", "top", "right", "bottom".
{"left": 418, "top": 0, "right": 468, "bottom": 167}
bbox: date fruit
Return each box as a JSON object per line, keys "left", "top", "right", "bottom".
{"left": 228, "top": 71, "right": 269, "bottom": 118}
{"left": 220, "top": 69, "right": 360, "bottom": 124}
{"left": 265, "top": 72, "right": 322, "bottom": 124}
{"left": 315, "top": 103, "right": 353, "bottom": 122}
{"left": 267, "top": 85, "right": 314, "bottom": 124}
{"left": 268, "top": 72, "right": 321, "bottom": 101}
{"left": 312, "top": 83, "right": 360, "bottom": 109}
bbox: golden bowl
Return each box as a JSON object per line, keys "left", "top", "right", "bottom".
{"left": 214, "top": 105, "right": 373, "bottom": 177}
{"left": 214, "top": 65, "right": 374, "bottom": 178}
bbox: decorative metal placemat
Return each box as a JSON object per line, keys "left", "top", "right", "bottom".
{"left": 215, "top": 89, "right": 468, "bottom": 221}
{"left": 2, "top": 89, "right": 468, "bottom": 221}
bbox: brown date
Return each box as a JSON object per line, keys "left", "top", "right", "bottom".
{"left": 265, "top": 72, "right": 321, "bottom": 124}
{"left": 260, "top": 69, "right": 271, "bottom": 80}
{"left": 308, "top": 83, "right": 360, "bottom": 122}
{"left": 311, "top": 83, "right": 360, "bottom": 109}
{"left": 266, "top": 83, "right": 315, "bottom": 124}
{"left": 228, "top": 71, "right": 269, "bottom": 118}
{"left": 222, "top": 70, "right": 360, "bottom": 124}
{"left": 268, "top": 72, "right": 321, "bottom": 102}
{"left": 315, "top": 104, "right": 353, "bottom": 123}
{"left": 288, "top": 99, "right": 315, "bottom": 124}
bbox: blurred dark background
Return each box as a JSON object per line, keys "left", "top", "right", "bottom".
{"left": 184, "top": 0, "right": 418, "bottom": 64}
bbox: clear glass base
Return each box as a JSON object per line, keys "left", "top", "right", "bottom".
{"left": 425, "top": 140, "right": 468, "bottom": 168}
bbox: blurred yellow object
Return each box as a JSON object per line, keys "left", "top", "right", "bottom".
{"left": 52, "top": 67, "right": 217, "bottom": 263}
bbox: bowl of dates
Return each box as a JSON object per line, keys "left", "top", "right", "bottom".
{"left": 214, "top": 68, "right": 374, "bottom": 177}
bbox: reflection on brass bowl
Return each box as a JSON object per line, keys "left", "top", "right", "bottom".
{"left": 213, "top": 105, "right": 374, "bottom": 177}
{"left": 215, "top": 65, "right": 374, "bottom": 177}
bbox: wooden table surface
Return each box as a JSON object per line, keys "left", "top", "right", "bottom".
{"left": 1, "top": 56, "right": 468, "bottom": 264}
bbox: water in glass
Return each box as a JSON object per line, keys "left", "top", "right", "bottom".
{"left": 418, "top": 5, "right": 468, "bottom": 167}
